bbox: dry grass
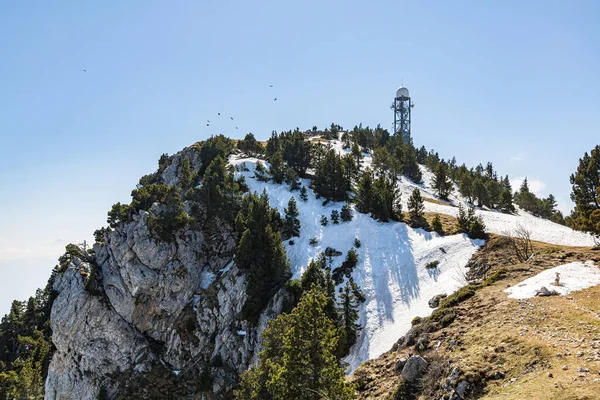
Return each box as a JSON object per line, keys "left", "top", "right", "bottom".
{"left": 423, "top": 197, "right": 454, "bottom": 207}
{"left": 353, "top": 236, "right": 600, "bottom": 400}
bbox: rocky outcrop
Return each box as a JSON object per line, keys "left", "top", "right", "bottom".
{"left": 44, "top": 147, "right": 284, "bottom": 399}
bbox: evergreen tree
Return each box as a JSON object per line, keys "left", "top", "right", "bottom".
{"left": 341, "top": 204, "right": 353, "bottom": 222}
{"left": 236, "top": 192, "right": 291, "bottom": 322}
{"left": 283, "top": 197, "right": 301, "bottom": 239}
{"left": 356, "top": 171, "right": 374, "bottom": 214}
{"left": 472, "top": 176, "right": 488, "bottom": 208}
{"left": 284, "top": 168, "right": 300, "bottom": 191}
{"left": 457, "top": 205, "right": 487, "bottom": 239}
{"left": 402, "top": 142, "right": 423, "bottom": 183}
{"left": 337, "top": 280, "right": 363, "bottom": 357}
{"left": 269, "top": 151, "right": 285, "bottom": 184}
{"left": 330, "top": 210, "right": 340, "bottom": 224}
{"left": 485, "top": 179, "right": 501, "bottom": 208}
{"left": 459, "top": 174, "right": 474, "bottom": 204}
{"left": 265, "top": 131, "right": 281, "bottom": 160}
{"left": 238, "top": 133, "right": 263, "bottom": 156}
{"left": 407, "top": 188, "right": 425, "bottom": 223}
{"left": 179, "top": 157, "right": 192, "bottom": 188}
{"left": 281, "top": 130, "right": 312, "bottom": 177}
{"left": 569, "top": 145, "right": 600, "bottom": 239}
{"left": 320, "top": 215, "right": 328, "bottom": 226}
{"left": 371, "top": 174, "right": 400, "bottom": 222}
{"left": 431, "top": 214, "right": 444, "bottom": 235}
{"left": 432, "top": 163, "right": 453, "bottom": 200}
{"left": 235, "top": 288, "right": 355, "bottom": 400}
{"left": 299, "top": 186, "right": 308, "bottom": 201}
{"left": 498, "top": 187, "right": 516, "bottom": 213}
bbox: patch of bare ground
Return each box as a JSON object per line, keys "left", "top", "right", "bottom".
{"left": 351, "top": 236, "right": 600, "bottom": 400}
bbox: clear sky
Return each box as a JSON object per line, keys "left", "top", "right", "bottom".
{"left": 1, "top": 0, "right": 599, "bottom": 316}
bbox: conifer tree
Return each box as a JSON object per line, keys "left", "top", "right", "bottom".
{"left": 356, "top": 171, "right": 374, "bottom": 214}
{"left": 431, "top": 214, "right": 444, "bottom": 235}
{"left": 459, "top": 174, "right": 474, "bottom": 204}
{"left": 472, "top": 176, "right": 488, "bottom": 208}
{"left": 299, "top": 186, "right": 308, "bottom": 201}
{"left": 337, "top": 280, "right": 363, "bottom": 357}
{"left": 341, "top": 204, "right": 353, "bottom": 222}
{"left": 235, "top": 288, "right": 355, "bottom": 400}
{"left": 238, "top": 133, "right": 263, "bottom": 156}
{"left": 407, "top": 188, "right": 425, "bottom": 223}
{"left": 402, "top": 142, "right": 423, "bottom": 183}
{"left": 320, "top": 215, "right": 328, "bottom": 226}
{"left": 269, "top": 151, "right": 285, "bottom": 184}
{"left": 498, "top": 187, "right": 516, "bottom": 213}
{"left": 283, "top": 197, "right": 301, "bottom": 238}
{"left": 179, "top": 157, "right": 192, "bottom": 188}
{"left": 569, "top": 145, "right": 600, "bottom": 239}
{"left": 432, "top": 163, "right": 453, "bottom": 200}
{"left": 330, "top": 210, "right": 340, "bottom": 224}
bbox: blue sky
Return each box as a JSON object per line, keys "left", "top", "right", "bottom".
{"left": 1, "top": 0, "right": 599, "bottom": 315}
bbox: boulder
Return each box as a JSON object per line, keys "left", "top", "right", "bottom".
{"left": 401, "top": 355, "right": 428, "bottom": 383}
{"left": 428, "top": 293, "right": 447, "bottom": 308}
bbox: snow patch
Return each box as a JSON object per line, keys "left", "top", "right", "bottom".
{"left": 200, "top": 271, "right": 216, "bottom": 290}
{"left": 504, "top": 262, "right": 600, "bottom": 299}
{"left": 237, "top": 330, "right": 247, "bottom": 336}
{"left": 230, "top": 155, "right": 482, "bottom": 371}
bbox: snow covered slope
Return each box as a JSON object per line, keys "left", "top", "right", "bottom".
{"left": 504, "top": 261, "right": 600, "bottom": 299}
{"left": 323, "top": 138, "right": 596, "bottom": 248}
{"left": 232, "top": 156, "right": 483, "bottom": 371}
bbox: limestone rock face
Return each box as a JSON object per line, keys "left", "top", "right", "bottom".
{"left": 44, "top": 147, "right": 280, "bottom": 399}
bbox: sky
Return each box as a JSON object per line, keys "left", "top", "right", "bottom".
{"left": 0, "top": 0, "right": 599, "bottom": 316}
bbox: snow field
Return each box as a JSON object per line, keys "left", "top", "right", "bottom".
{"left": 504, "top": 261, "right": 600, "bottom": 299}
{"left": 322, "top": 138, "right": 597, "bottom": 248}
{"left": 231, "top": 156, "right": 483, "bottom": 371}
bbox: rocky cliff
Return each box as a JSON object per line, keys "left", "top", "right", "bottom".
{"left": 44, "top": 147, "right": 285, "bottom": 400}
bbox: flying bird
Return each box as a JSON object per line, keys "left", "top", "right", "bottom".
{"left": 82, "top": 69, "right": 87, "bottom": 72}
{"left": 269, "top": 85, "right": 273, "bottom": 87}
{"left": 236, "top": 127, "right": 238, "bottom": 129}
{"left": 206, "top": 124, "right": 210, "bottom": 126}
{"left": 230, "top": 117, "right": 234, "bottom": 120}
{"left": 274, "top": 98, "right": 277, "bottom": 101}
{"left": 218, "top": 113, "right": 221, "bottom": 116}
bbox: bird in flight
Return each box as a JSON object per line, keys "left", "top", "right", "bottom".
{"left": 236, "top": 127, "right": 239, "bottom": 129}
{"left": 218, "top": 113, "right": 221, "bottom": 116}
{"left": 274, "top": 98, "right": 277, "bottom": 101}
{"left": 269, "top": 85, "right": 273, "bottom": 87}
{"left": 206, "top": 123, "right": 210, "bottom": 126}
{"left": 230, "top": 117, "right": 234, "bottom": 120}
{"left": 82, "top": 69, "right": 87, "bottom": 72}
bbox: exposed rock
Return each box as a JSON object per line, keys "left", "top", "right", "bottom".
{"left": 44, "top": 155, "right": 285, "bottom": 400}
{"left": 394, "top": 357, "right": 408, "bottom": 374}
{"left": 401, "top": 355, "right": 428, "bottom": 383}
{"left": 535, "top": 286, "right": 559, "bottom": 297}
{"left": 428, "top": 293, "right": 447, "bottom": 308}
{"left": 324, "top": 247, "right": 342, "bottom": 257}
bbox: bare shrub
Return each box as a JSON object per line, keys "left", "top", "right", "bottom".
{"left": 504, "top": 223, "right": 534, "bottom": 263}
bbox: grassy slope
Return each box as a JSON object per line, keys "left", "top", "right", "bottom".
{"left": 352, "top": 220, "right": 600, "bottom": 400}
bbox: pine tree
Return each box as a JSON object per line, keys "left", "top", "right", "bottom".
{"left": 356, "top": 171, "right": 374, "bottom": 214}
{"left": 330, "top": 210, "right": 340, "bottom": 224}
{"left": 283, "top": 197, "right": 301, "bottom": 238}
{"left": 431, "top": 214, "right": 444, "bottom": 235}
{"left": 236, "top": 288, "right": 355, "bottom": 400}
{"left": 179, "top": 157, "right": 192, "bottom": 188}
{"left": 485, "top": 179, "right": 501, "bottom": 209}
{"left": 238, "top": 133, "right": 263, "bottom": 156}
{"left": 432, "top": 163, "right": 453, "bottom": 200}
{"left": 337, "top": 280, "right": 362, "bottom": 357}
{"left": 472, "top": 176, "right": 488, "bottom": 208}
{"left": 299, "top": 186, "right": 308, "bottom": 201}
{"left": 459, "top": 174, "right": 473, "bottom": 204}
{"left": 371, "top": 174, "right": 400, "bottom": 222}
{"left": 236, "top": 192, "right": 291, "bottom": 321}
{"left": 569, "top": 145, "right": 600, "bottom": 238}
{"left": 320, "top": 215, "right": 328, "bottom": 226}
{"left": 341, "top": 204, "right": 353, "bottom": 222}
{"left": 498, "top": 187, "right": 516, "bottom": 213}
{"left": 402, "top": 142, "right": 423, "bottom": 183}
{"left": 407, "top": 188, "right": 425, "bottom": 223}
{"left": 269, "top": 151, "right": 285, "bottom": 184}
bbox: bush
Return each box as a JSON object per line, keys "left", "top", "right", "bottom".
{"left": 411, "top": 316, "right": 422, "bottom": 326}
{"left": 425, "top": 260, "right": 440, "bottom": 269}
{"left": 457, "top": 205, "right": 487, "bottom": 239}
{"left": 354, "top": 237, "right": 361, "bottom": 248}
{"left": 439, "top": 285, "right": 478, "bottom": 309}
{"left": 309, "top": 237, "right": 318, "bottom": 245}
{"left": 320, "top": 215, "right": 328, "bottom": 226}
{"left": 440, "top": 313, "right": 456, "bottom": 327}
{"left": 482, "top": 269, "right": 507, "bottom": 287}
{"left": 431, "top": 215, "right": 444, "bottom": 235}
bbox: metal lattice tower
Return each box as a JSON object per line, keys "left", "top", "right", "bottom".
{"left": 391, "top": 86, "right": 412, "bottom": 143}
